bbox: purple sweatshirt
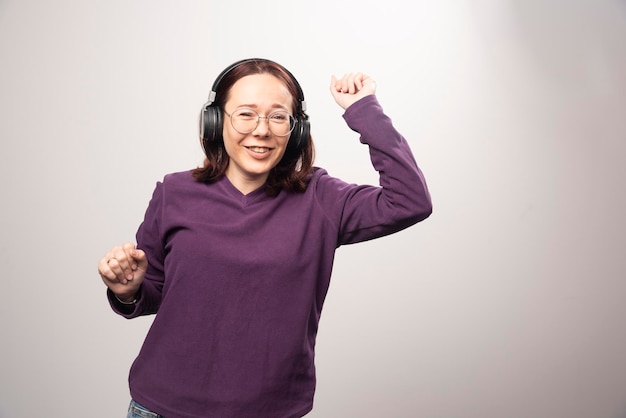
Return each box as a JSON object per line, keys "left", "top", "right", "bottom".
{"left": 108, "top": 95, "right": 432, "bottom": 418}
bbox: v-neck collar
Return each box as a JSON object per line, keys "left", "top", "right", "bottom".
{"left": 217, "top": 176, "right": 272, "bottom": 208}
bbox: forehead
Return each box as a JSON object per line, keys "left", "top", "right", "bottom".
{"left": 227, "top": 73, "right": 293, "bottom": 108}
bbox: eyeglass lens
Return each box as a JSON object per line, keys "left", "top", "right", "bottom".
{"left": 229, "top": 108, "right": 295, "bottom": 136}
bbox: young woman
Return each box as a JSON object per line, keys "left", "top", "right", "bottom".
{"left": 98, "top": 58, "right": 432, "bottom": 418}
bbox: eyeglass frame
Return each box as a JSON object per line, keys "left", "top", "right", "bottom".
{"left": 223, "top": 107, "right": 296, "bottom": 137}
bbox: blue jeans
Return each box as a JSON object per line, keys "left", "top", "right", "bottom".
{"left": 127, "top": 400, "right": 165, "bottom": 418}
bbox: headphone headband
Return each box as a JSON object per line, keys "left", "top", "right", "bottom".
{"left": 203, "top": 58, "right": 306, "bottom": 112}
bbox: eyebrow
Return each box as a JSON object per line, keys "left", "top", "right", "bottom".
{"left": 236, "top": 103, "right": 290, "bottom": 111}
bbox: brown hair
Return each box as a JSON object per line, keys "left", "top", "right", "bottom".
{"left": 193, "top": 59, "right": 315, "bottom": 196}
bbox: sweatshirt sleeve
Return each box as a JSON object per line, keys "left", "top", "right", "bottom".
{"left": 318, "top": 94, "right": 432, "bottom": 246}
{"left": 107, "top": 182, "right": 166, "bottom": 318}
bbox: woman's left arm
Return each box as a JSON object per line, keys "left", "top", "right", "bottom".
{"left": 328, "top": 73, "right": 432, "bottom": 245}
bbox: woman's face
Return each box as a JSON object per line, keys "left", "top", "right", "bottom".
{"left": 222, "top": 73, "right": 294, "bottom": 193}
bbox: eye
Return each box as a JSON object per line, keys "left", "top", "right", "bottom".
{"left": 269, "top": 112, "right": 290, "bottom": 122}
{"left": 234, "top": 109, "right": 257, "bottom": 119}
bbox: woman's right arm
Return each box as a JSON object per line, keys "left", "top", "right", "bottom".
{"left": 98, "top": 181, "right": 167, "bottom": 317}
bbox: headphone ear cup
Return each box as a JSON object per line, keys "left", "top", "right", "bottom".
{"left": 289, "top": 117, "right": 310, "bottom": 151}
{"left": 201, "top": 105, "right": 223, "bottom": 143}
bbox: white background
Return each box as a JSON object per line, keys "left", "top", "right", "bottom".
{"left": 1, "top": 1, "right": 626, "bottom": 417}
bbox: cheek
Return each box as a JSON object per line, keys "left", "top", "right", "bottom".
{"left": 275, "top": 138, "right": 291, "bottom": 158}
{"left": 222, "top": 122, "right": 234, "bottom": 141}
{"left": 279, "top": 135, "right": 291, "bottom": 149}
{"left": 221, "top": 127, "right": 242, "bottom": 153}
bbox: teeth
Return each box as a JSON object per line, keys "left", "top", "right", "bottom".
{"left": 248, "top": 147, "right": 270, "bottom": 153}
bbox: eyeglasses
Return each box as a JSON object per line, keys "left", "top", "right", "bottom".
{"left": 224, "top": 108, "right": 296, "bottom": 137}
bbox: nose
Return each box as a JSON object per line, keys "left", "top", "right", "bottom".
{"left": 253, "top": 116, "right": 271, "bottom": 136}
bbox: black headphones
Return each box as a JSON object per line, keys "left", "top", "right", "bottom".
{"left": 199, "top": 58, "right": 310, "bottom": 152}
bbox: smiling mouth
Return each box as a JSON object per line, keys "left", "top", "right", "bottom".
{"left": 246, "top": 146, "right": 272, "bottom": 154}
